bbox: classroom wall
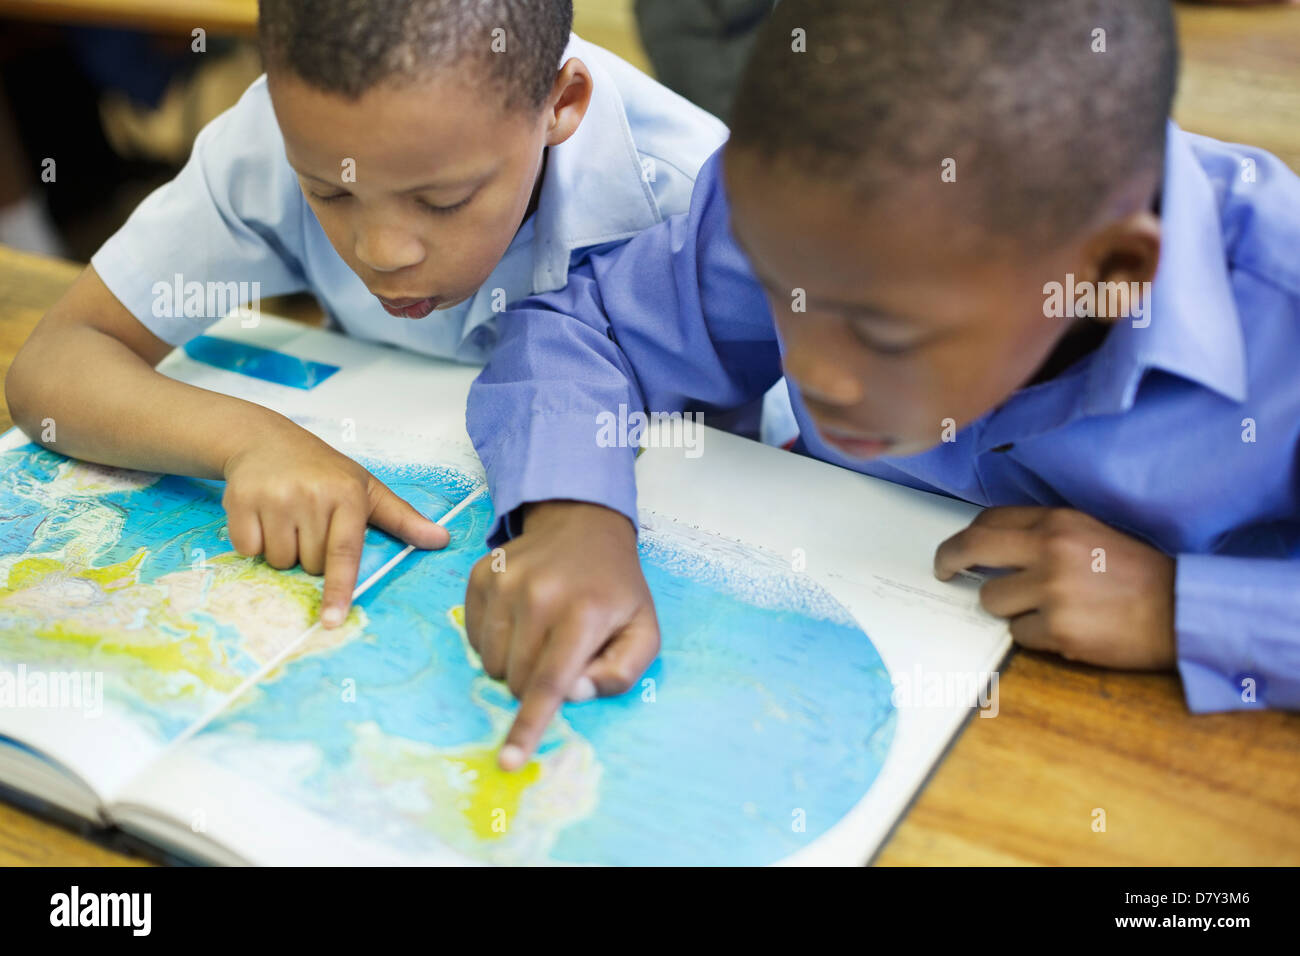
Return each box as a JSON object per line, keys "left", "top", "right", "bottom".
{"left": 574, "top": 0, "right": 651, "bottom": 73}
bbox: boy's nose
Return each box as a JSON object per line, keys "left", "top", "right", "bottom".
{"left": 354, "top": 226, "right": 426, "bottom": 273}
{"left": 784, "top": 347, "right": 863, "bottom": 406}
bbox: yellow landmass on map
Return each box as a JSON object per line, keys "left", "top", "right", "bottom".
{"left": 354, "top": 711, "right": 598, "bottom": 864}
{"left": 0, "top": 547, "right": 364, "bottom": 707}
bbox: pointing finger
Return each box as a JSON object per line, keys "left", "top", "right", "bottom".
{"left": 367, "top": 480, "right": 450, "bottom": 550}
{"left": 320, "top": 503, "right": 367, "bottom": 627}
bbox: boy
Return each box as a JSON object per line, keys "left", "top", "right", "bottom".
{"left": 465, "top": 0, "right": 1300, "bottom": 770}
{"left": 5, "top": 0, "right": 726, "bottom": 627}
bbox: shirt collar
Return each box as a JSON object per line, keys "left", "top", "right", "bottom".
{"left": 1084, "top": 121, "right": 1247, "bottom": 416}
{"left": 529, "top": 34, "right": 663, "bottom": 293}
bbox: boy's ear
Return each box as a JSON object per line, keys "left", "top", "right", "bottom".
{"left": 1079, "top": 207, "right": 1162, "bottom": 322}
{"left": 543, "top": 58, "right": 593, "bottom": 148}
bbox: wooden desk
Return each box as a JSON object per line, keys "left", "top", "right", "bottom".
{"left": 0, "top": 0, "right": 651, "bottom": 72}
{"left": 1, "top": 4, "right": 1299, "bottom": 867}
{"left": 0, "top": 0, "right": 257, "bottom": 35}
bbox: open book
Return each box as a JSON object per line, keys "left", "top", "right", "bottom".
{"left": 0, "top": 312, "right": 1009, "bottom": 865}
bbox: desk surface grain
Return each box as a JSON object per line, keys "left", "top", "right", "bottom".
{"left": 1, "top": 5, "right": 1299, "bottom": 867}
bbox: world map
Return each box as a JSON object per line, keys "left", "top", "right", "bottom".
{"left": 0, "top": 440, "right": 896, "bottom": 865}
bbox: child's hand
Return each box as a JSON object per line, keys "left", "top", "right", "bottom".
{"left": 465, "top": 501, "right": 660, "bottom": 771}
{"left": 934, "top": 507, "right": 1176, "bottom": 669}
{"left": 222, "top": 426, "right": 449, "bottom": 626}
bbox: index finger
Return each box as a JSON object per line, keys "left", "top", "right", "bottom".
{"left": 498, "top": 616, "right": 603, "bottom": 771}
{"left": 934, "top": 525, "right": 1042, "bottom": 582}
{"left": 320, "top": 503, "right": 367, "bottom": 627}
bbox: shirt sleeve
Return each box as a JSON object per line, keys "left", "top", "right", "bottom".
{"left": 467, "top": 148, "right": 783, "bottom": 544}
{"left": 1175, "top": 553, "right": 1300, "bottom": 712}
{"left": 90, "top": 76, "right": 311, "bottom": 347}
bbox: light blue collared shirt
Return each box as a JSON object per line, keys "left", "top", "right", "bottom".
{"left": 91, "top": 35, "right": 728, "bottom": 363}
{"left": 468, "top": 123, "right": 1300, "bottom": 714}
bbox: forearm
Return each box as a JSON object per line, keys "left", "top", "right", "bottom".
{"left": 7, "top": 321, "right": 290, "bottom": 480}
{"left": 470, "top": 342, "right": 645, "bottom": 544}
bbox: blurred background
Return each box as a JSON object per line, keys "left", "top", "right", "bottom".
{"left": 0, "top": 0, "right": 1295, "bottom": 263}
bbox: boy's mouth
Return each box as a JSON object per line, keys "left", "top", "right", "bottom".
{"left": 376, "top": 295, "right": 441, "bottom": 319}
{"left": 817, "top": 424, "right": 896, "bottom": 459}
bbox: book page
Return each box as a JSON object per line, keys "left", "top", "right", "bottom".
{"left": 117, "top": 487, "right": 915, "bottom": 864}
{"left": 633, "top": 422, "right": 1011, "bottom": 865}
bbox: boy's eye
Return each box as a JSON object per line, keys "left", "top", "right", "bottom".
{"left": 847, "top": 320, "right": 920, "bottom": 356}
{"left": 309, "top": 190, "right": 350, "bottom": 203}
{"left": 418, "top": 195, "right": 472, "bottom": 216}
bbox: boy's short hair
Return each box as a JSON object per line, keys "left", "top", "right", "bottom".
{"left": 259, "top": 0, "right": 574, "bottom": 110}
{"left": 729, "top": 0, "right": 1179, "bottom": 245}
